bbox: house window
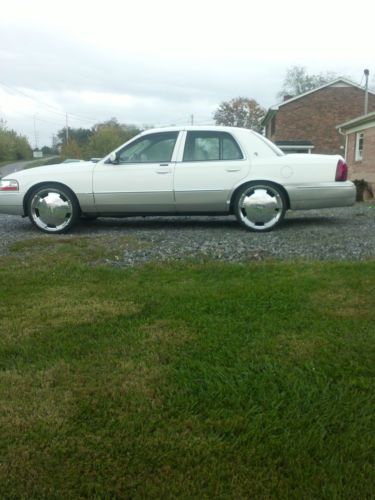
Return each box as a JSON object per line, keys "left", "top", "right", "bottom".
{"left": 355, "top": 132, "right": 364, "bottom": 161}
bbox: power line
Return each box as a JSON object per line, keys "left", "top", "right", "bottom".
{"left": 1, "top": 81, "right": 217, "bottom": 133}
{"left": 0, "top": 81, "right": 102, "bottom": 124}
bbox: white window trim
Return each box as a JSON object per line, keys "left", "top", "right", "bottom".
{"left": 355, "top": 132, "right": 364, "bottom": 161}
{"left": 279, "top": 145, "right": 315, "bottom": 154}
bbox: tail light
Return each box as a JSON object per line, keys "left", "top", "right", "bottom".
{"left": 335, "top": 159, "right": 348, "bottom": 182}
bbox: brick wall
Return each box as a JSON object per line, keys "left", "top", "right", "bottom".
{"left": 347, "top": 126, "right": 375, "bottom": 189}
{"left": 267, "top": 86, "right": 375, "bottom": 155}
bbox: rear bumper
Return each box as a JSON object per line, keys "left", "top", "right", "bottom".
{"left": 287, "top": 181, "right": 356, "bottom": 210}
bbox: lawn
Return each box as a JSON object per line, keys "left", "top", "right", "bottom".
{"left": 1, "top": 237, "right": 375, "bottom": 498}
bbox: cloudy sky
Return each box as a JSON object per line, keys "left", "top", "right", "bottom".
{"left": 1, "top": 0, "right": 374, "bottom": 147}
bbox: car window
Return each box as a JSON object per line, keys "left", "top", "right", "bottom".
{"left": 183, "top": 131, "right": 243, "bottom": 162}
{"left": 117, "top": 132, "right": 178, "bottom": 163}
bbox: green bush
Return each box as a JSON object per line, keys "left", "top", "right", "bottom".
{"left": 0, "top": 121, "right": 32, "bottom": 162}
{"left": 353, "top": 179, "right": 374, "bottom": 201}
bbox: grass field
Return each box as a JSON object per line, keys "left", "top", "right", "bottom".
{"left": 1, "top": 237, "right": 375, "bottom": 498}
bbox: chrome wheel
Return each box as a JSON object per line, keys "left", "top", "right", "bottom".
{"left": 28, "top": 185, "right": 78, "bottom": 233}
{"left": 235, "top": 183, "right": 286, "bottom": 231}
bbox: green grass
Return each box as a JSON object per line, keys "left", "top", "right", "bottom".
{"left": 1, "top": 238, "right": 375, "bottom": 498}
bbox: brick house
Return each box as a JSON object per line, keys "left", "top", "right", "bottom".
{"left": 262, "top": 78, "right": 375, "bottom": 155}
{"left": 337, "top": 112, "right": 375, "bottom": 193}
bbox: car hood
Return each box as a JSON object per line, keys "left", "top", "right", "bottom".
{"left": 3, "top": 160, "right": 96, "bottom": 181}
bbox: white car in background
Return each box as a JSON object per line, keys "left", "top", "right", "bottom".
{"left": 0, "top": 126, "right": 355, "bottom": 234}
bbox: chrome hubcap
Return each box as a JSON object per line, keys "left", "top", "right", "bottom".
{"left": 30, "top": 189, "right": 73, "bottom": 232}
{"left": 239, "top": 186, "right": 283, "bottom": 229}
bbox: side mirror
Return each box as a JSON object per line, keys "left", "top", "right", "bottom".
{"left": 109, "top": 152, "right": 118, "bottom": 164}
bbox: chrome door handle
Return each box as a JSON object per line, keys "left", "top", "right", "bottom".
{"left": 156, "top": 167, "right": 171, "bottom": 174}
{"left": 226, "top": 168, "right": 241, "bottom": 172}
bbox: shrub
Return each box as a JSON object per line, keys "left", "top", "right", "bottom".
{"left": 353, "top": 179, "right": 374, "bottom": 202}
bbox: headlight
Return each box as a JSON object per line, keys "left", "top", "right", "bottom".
{"left": 0, "top": 179, "right": 19, "bottom": 191}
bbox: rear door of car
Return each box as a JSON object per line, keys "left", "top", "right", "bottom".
{"left": 173, "top": 130, "right": 249, "bottom": 212}
{"left": 93, "top": 131, "right": 181, "bottom": 213}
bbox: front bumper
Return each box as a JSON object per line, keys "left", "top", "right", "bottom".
{"left": 0, "top": 192, "right": 25, "bottom": 216}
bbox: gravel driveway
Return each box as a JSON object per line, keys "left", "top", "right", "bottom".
{"left": 1, "top": 204, "right": 374, "bottom": 264}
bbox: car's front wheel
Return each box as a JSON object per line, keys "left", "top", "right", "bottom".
{"left": 234, "top": 182, "right": 287, "bottom": 231}
{"left": 27, "top": 184, "right": 80, "bottom": 234}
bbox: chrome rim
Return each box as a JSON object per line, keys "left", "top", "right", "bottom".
{"left": 30, "top": 188, "right": 73, "bottom": 232}
{"left": 238, "top": 185, "right": 283, "bottom": 230}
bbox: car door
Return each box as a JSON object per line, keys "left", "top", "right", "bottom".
{"left": 174, "top": 130, "right": 249, "bottom": 212}
{"left": 93, "top": 131, "right": 180, "bottom": 213}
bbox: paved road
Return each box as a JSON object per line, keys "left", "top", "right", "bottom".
{"left": 0, "top": 156, "right": 56, "bottom": 179}
{"left": 0, "top": 160, "right": 37, "bottom": 178}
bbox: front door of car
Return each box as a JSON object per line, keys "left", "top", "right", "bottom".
{"left": 174, "top": 130, "right": 249, "bottom": 212}
{"left": 93, "top": 131, "right": 180, "bottom": 213}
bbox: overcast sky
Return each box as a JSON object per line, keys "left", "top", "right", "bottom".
{"left": 1, "top": 0, "right": 374, "bottom": 147}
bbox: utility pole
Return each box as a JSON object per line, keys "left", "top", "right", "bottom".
{"left": 190, "top": 114, "right": 194, "bottom": 125}
{"left": 65, "top": 112, "right": 69, "bottom": 143}
{"left": 364, "top": 69, "right": 370, "bottom": 115}
{"left": 33, "top": 115, "right": 38, "bottom": 149}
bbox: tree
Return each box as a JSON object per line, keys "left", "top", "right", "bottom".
{"left": 41, "top": 145, "right": 54, "bottom": 155}
{"left": 57, "top": 127, "right": 93, "bottom": 147}
{"left": 0, "top": 120, "right": 32, "bottom": 162}
{"left": 213, "top": 97, "right": 266, "bottom": 132}
{"left": 61, "top": 139, "right": 84, "bottom": 160}
{"left": 56, "top": 119, "right": 141, "bottom": 159}
{"left": 88, "top": 120, "right": 141, "bottom": 158}
{"left": 277, "top": 66, "right": 338, "bottom": 99}
{"left": 88, "top": 126, "right": 125, "bottom": 158}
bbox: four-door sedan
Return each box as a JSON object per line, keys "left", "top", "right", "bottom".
{"left": 0, "top": 126, "right": 356, "bottom": 234}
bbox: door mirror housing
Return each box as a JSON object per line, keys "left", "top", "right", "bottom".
{"left": 108, "top": 152, "right": 118, "bottom": 164}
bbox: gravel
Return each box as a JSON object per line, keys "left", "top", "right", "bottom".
{"left": 1, "top": 204, "right": 374, "bottom": 265}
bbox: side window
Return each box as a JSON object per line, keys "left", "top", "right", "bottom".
{"left": 117, "top": 132, "right": 178, "bottom": 164}
{"left": 222, "top": 136, "right": 243, "bottom": 160}
{"left": 183, "top": 132, "right": 243, "bottom": 162}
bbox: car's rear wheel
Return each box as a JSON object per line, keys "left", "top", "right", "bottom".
{"left": 28, "top": 184, "right": 79, "bottom": 234}
{"left": 234, "top": 182, "right": 287, "bottom": 231}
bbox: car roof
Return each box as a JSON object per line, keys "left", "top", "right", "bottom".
{"left": 140, "top": 125, "right": 254, "bottom": 136}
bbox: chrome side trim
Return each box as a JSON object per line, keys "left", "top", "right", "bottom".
{"left": 286, "top": 182, "right": 356, "bottom": 209}
{"left": 0, "top": 204, "right": 24, "bottom": 215}
{"left": 76, "top": 193, "right": 96, "bottom": 212}
{"left": 175, "top": 189, "right": 230, "bottom": 212}
{"left": 93, "top": 191, "right": 175, "bottom": 212}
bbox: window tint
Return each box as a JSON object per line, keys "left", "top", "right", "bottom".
{"left": 118, "top": 132, "right": 178, "bottom": 163}
{"left": 222, "top": 136, "right": 242, "bottom": 160}
{"left": 183, "top": 131, "right": 243, "bottom": 162}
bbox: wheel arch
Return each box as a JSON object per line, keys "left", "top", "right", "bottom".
{"left": 229, "top": 179, "right": 291, "bottom": 213}
{"left": 23, "top": 181, "right": 82, "bottom": 216}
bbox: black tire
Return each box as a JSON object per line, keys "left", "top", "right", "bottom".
{"left": 234, "top": 182, "right": 287, "bottom": 231}
{"left": 27, "top": 183, "right": 80, "bottom": 234}
{"left": 80, "top": 214, "right": 98, "bottom": 221}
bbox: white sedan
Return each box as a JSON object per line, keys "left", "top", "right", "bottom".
{"left": 0, "top": 126, "right": 355, "bottom": 234}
